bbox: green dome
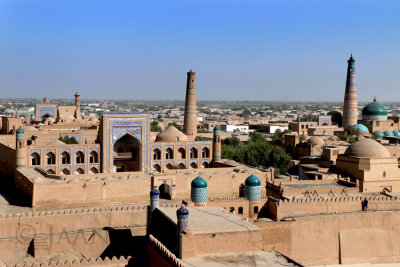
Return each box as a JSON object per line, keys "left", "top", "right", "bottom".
{"left": 373, "top": 130, "right": 384, "bottom": 138}
{"left": 362, "top": 99, "right": 387, "bottom": 116}
{"left": 384, "top": 130, "right": 394, "bottom": 137}
{"left": 245, "top": 175, "right": 261, "bottom": 186}
{"left": 352, "top": 124, "right": 368, "bottom": 132}
{"left": 191, "top": 176, "right": 207, "bottom": 188}
{"left": 16, "top": 128, "right": 24, "bottom": 134}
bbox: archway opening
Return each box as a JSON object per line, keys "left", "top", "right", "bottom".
{"left": 113, "top": 133, "right": 141, "bottom": 172}
{"left": 159, "top": 183, "right": 171, "bottom": 199}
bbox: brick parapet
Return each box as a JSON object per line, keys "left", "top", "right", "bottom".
{"left": 4, "top": 256, "right": 131, "bottom": 267}
{"left": 148, "top": 234, "right": 187, "bottom": 267}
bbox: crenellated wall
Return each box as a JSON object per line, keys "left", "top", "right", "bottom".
{"left": 147, "top": 235, "right": 187, "bottom": 267}
{"left": 266, "top": 195, "right": 400, "bottom": 220}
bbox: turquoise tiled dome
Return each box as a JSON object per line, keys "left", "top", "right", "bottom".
{"left": 191, "top": 176, "right": 207, "bottom": 188}
{"left": 393, "top": 130, "right": 400, "bottom": 137}
{"left": 373, "top": 130, "right": 384, "bottom": 138}
{"left": 384, "top": 130, "right": 394, "bottom": 137}
{"left": 362, "top": 98, "right": 388, "bottom": 121}
{"left": 245, "top": 175, "right": 261, "bottom": 186}
{"left": 352, "top": 124, "right": 368, "bottom": 132}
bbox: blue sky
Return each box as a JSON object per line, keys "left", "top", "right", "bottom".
{"left": 0, "top": 0, "right": 399, "bottom": 101}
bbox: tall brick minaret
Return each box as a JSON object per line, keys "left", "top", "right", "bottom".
{"left": 74, "top": 91, "right": 81, "bottom": 119}
{"left": 183, "top": 70, "right": 197, "bottom": 140}
{"left": 342, "top": 54, "right": 358, "bottom": 128}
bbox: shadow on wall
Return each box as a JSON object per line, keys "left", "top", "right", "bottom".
{"left": 100, "top": 228, "right": 146, "bottom": 266}
{"left": 0, "top": 172, "right": 31, "bottom": 207}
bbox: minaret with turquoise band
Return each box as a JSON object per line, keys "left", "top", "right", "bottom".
{"left": 15, "top": 127, "right": 27, "bottom": 170}
{"left": 342, "top": 54, "right": 358, "bottom": 128}
{"left": 183, "top": 70, "right": 197, "bottom": 141}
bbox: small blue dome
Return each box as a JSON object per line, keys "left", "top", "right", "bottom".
{"left": 384, "top": 130, "right": 394, "bottom": 137}
{"left": 245, "top": 175, "right": 261, "bottom": 186}
{"left": 393, "top": 130, "right": 400, "bottom": 137}
{"left": 177, "top": 206, "right": 189, "bottom": 216}
{"left": 191, "top": 176, "right": 207, "bottom": 188}
{"left": 150, "top": 189, "right": 160, "bottom": 196}
{"left": 373, "top": 130, "right": 384, "bottom": 138}
{"left": 352, "top": 124, "right": 368, "bottom": 132}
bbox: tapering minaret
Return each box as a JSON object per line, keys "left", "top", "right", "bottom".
{"left": 212, "top": 126, "right": 221, "bottom": 164}
{"left": 74, "top": 91, "right": 81, "bottom": 119}
{"left": 342, "top": 54, "right": 358, "bottom": 128}
{"left": 15, "top": 127, "right": 27, "bottom": 170}
{"left": 183, "top": 70, "right": 197, "bottom": 140}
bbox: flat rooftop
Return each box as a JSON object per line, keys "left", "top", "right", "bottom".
{"left": 157, "top": 206, "right": 261, "bottom": 234}
{"left": 182, "top": 250, "right": 300, "bottom": 267}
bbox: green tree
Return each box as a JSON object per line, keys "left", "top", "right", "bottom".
{"left": 58, "top": 136, "right": 79, "bottom": 144}
{"left": 298, "top": 134, "right": 307, "bottom": 142}
{"left": 168, "top": 122, "right": 183, "bottom": 132}
{"left": 150, "top": 121, "right": 162, "bottom": 132}
{"left": 241, "top": 108, "right": 251, "bottom": 118}
{"left": 300, "top": 114, "right": 318, "bottom": 122}
{"left": 224, "top": 136, "right": 241, "bottom": 147}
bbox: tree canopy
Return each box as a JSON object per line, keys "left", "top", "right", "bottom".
{"left": 58, "top": 136, "right": 79, "bottom": 144}
{"left": 168, "top": 122, "right": 183, "bottom": 132}
{"left": 222, "top": 131, "right": 292, "bottom": 175}
{"left": 150, "top": 121, "right": 162, "bottom": 132}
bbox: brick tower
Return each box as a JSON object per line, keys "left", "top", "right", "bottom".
{"left": 15, "top": 127, "right": 26, "bottom": 170}
{"left": 183, "top": 70, "right": 197, "bottom": 140}
{"left": 74, "top": 91, "right": 81, "bottom": 119}
{"left": 342, "top": 54, "right": 358, "bottom": 128}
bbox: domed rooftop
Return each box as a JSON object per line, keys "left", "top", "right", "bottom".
{"left": 307, "top": 136, "right": 324, "bottom": 145}
{"left": 393, "top": 130, "right": 400, "bottom": 137}
{"left": 352, "top": 124, "right": 369, "bottom": 132}
{"left": 191, "top": 176, "right": 207, "bottom": 188}
{"left": 373, "top": 130, "right": 384, "bottom": 138}
{"left": 328, "top": 136, "right": 338, "bottom": 141}
{"left": 362, "top": 98, "right": 388, "bottom": 121}
{"left": 384, "top": 130, "right": 394, "bottom": 137}
{"left": 344, "top": 139, "right": 390, "bottom": 158}
{"left": 245, "top": 175, "right": 261, "bottom": 186}
{"left": 176, "top": 206, "right": 189, "bottom": 216}
{"left": 155, "top": 126, "right": 188, "bottom": 142}
{"left": 16, "top": 127, "right": 24, "bottom": 134}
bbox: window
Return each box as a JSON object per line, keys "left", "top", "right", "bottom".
{"left": 31, "top": 153, "right": 40, "bottom": 166}
{"left": 47, "top": 152, "right": 55, "bottom": 165}
{"left": 178, "top": 147, "right": 186, "bottom": 159}
{"left": 190, "top": 148, "right": 198, "bottom": 159}
{"left": 61, "top": 152, "right": 70, "bottom": 164}
{"left": 90, "top": 167, "right": 98, "bottom": 174}
{"left": 165, "top": 148, "right": 174, "bottom": 160}
{"left": 238, "top": 207, "right": 243, "bottom": 214}
{"left": 61, "top": 169, "right": 70, "bottom": 175}
{"left": 254, "top": 206, "right": 259, "bottom": 214}
{"left": 75, "top": 168, "right": 84, "bottom": 174}
{"left": 89, "top": 151, "right": 98, "bottom": 163}
{"left": 229, "top": 207, "right": 235, "bottom": 213}
{"left": 202, "top": 162, "right": 209, "bottom": 168}
{"left": 153, "top": 149, "right": 161, "bottom": 160}
{"left": 201, "top": 147, "right": 210, "bottom": 158}
{"left": 76, "top": 151, "right": 84, "bottom": 164}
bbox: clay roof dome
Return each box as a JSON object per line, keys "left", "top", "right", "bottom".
{"left": 344, "top": 139, "right": 390, "bottom": 158}
{"left": 307, "top": 136, "right": 324, "bottom": 145}
{"left": 155, "top": 126, "right": 187, "bottom": 142}
{"left": 191, "top": 176, "right": 207, "bottom": 188}
{"left": 328, "top": 136, "right": 338, "bottom": 141}
{"left": 245, "top": 175, "right": 261, "bottom": 186}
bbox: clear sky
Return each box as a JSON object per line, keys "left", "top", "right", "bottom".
{"left": 0, "top": 0, "right": 399, "bottom": 101}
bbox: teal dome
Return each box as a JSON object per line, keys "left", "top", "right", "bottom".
{"left": 393, "top": 130, "right": 400, "bottom": 137}
{"left": 16, "top": 128, "right": 24, "bottom": 134}
{"left": 384, "top": 130, "right": 394, "bottom": 137}
{"left": 352, "top": 124, "right": 368, "bottom": 132}
{"left": 245, "top": 175, "right": 261, "bottom": 186}
{"left": 362, "top": 98, "right": 387, "bottom": 122}
{"left": 373, "top": 130, "right": 384, "bottom": 138}
{"left": 191, "top": 176, "right": 207, "bottom": 188}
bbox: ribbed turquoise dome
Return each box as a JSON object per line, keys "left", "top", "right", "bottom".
{"left": 16, "top": 128, "right": 24, "bottom": 134}
{"left": 352, "top": 124, "right": 368, "bottom": 132}
{"left": 191, "top": 176, "right": 207, "bottom": 188}
{"left": 373, "top": 130, "right": 384, "bottom": 138}
{"left": 384, "top": 130, "right": 394, "bottom": 137}
{"left": 245, "top": 175, "right": 261, "bottom": 186}
{"left": 393, "top": 130, "right": 400, "bottom": 137}
{"left": 362, "top": 99, "right": 387, "bottom": 116}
